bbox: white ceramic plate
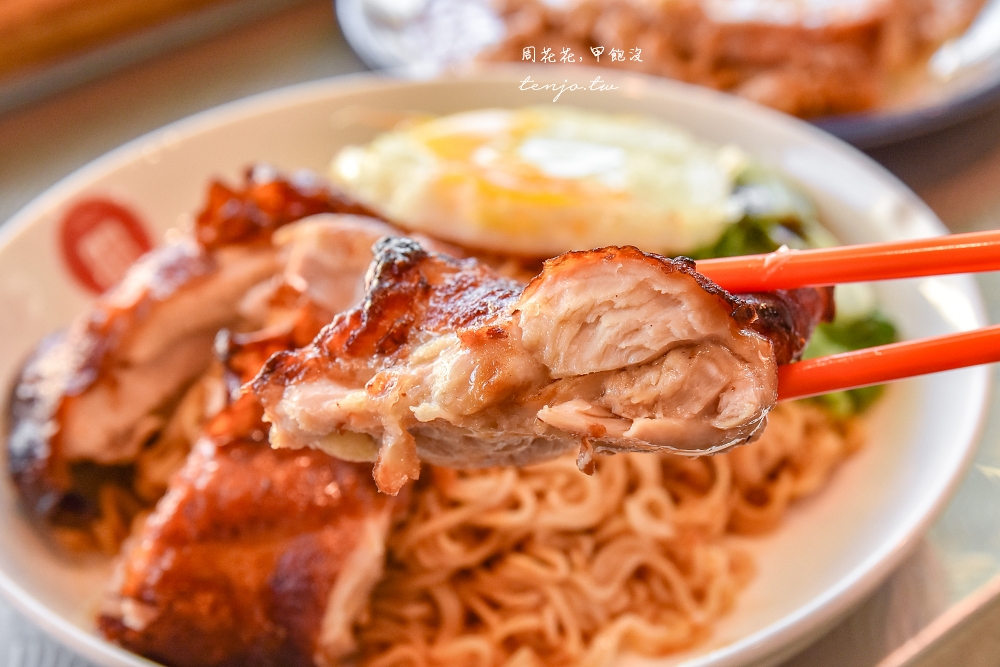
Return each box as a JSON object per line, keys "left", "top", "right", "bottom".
{"left": 0, "top": 70, "right": 989, "bottom": 667}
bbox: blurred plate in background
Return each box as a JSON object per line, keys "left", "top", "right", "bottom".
{"left": 335, "top": 0, "right": 1000, "bottom": 149}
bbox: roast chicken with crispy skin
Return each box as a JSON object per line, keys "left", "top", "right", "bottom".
{"left": 98, "top": 213, "right": 416, "bottom": 667}
{"left": 98, "top": 426, "right": 406, "bottom": 667}
{"left": 253, "top": 238, "right": 833, "bottom": 495}
{"left": 98, "top": 194, "right": 472, "bottom": 667}
{"left": 7, "top": 167, "right": 378, "bottom": 540}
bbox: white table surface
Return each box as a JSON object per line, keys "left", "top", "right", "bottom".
{"left": 2, "top": 2, "right": 1000, "bottom": 665}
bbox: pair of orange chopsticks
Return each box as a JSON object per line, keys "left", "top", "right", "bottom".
{"left": 694, "top": 229, "right": 1000, "bottom": 402}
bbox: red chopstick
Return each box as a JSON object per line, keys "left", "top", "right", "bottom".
{"left": 690, "top": 229, "right": 1000, "bottom": 399}
{"left": 696, "top": 229, "right": 1000, "bottom": 293}
{"left": 778, "top": 324, "right": 1000, "bottom": 401}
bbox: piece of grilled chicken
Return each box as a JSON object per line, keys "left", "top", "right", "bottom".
{"left": 7, "top": 167, "right": 377, "bottom": 532}
{"left": 98, "top": 357, "right": 409, "bottom": 667}
{"left": 99, "top": 433, "right": 405, "bottom": 667}
{"left": 253, "top": 239, "right": 833, "bottom": 495}
{"left": 99, "top": 213, "right": 418, "bottom": 667}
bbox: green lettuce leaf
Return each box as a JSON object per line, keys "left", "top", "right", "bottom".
{"left": 690, "top": 167, "right": 899, "bottom": 417}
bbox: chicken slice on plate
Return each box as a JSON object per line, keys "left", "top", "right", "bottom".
{"left": 98, "top": 412, "right": 407, "bottom": 667}
{"left": 98, "top": 342, "right": 409, "bottom": 667}
{"left": 253, "top": 239, "right": 833, "bottom": 494}
{"left": 6, "top": 166, "right": 379, "bottom": 542}
{"left": 99, "top": 214, "right": 414, "bottom": 667}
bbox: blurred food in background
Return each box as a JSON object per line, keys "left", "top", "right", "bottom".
{"left": 0, "top": 0, "right": 310, "bottom": 112}
{"left": 0, "top": 0, "right": 231, "bottom": 78}
{"left": 482, "top": 0, "right": 987, "bottom": 117}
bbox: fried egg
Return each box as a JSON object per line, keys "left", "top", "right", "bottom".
{"left": 330, "top": 106, "right": 747, "bottom": 257}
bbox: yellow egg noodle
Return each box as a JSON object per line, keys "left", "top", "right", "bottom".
{"left": 358, "top": 402, "right": 864, "bottom": 667}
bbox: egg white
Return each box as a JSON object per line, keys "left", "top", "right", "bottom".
{"left": 330, "top": 106, "right": 747, "bottom": 257}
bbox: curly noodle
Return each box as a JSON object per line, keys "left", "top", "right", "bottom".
{"left": 357, "top": 401, "right": 864, "bottom": 667}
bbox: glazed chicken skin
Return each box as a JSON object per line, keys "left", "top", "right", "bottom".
{"left": 7, "top": 167, "right": 377, "bottom": 537}
{"left": 98, "top": 418, "right": 407, "bottom": 667}
{"left": 98, "top": 356, "right": 407, "bottom": 667}
{"left": 253, "top": 238, "right": 832, "bottom": 495}
{"left": 99, "top": 214, "right": 415, "bottom": 667}
{"left": 8, "top": 239, "right": 275, "bottom": 518}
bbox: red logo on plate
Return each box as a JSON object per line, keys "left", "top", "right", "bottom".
{"left": 59, "top": 198, "right": 153, "bottom": 294}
